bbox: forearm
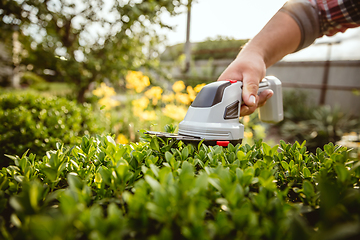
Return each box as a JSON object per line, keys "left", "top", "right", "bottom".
{"left": 218, "top": 0, "right": 318, "bottom": 115}
{"left": 239, "top": 11, "right": 301, "bottom": 68}
{"left": 217, "top": 0, "right": 360, "bottom": 117}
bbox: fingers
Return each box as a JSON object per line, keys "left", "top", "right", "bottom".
{"left": 240, "top": 89, "right": 273, "bottom": 117}
{"left": 240, "top": 102, "right": 258, "bottom": 117}
{"left": 258, "top": 89, "right": 273, "bottom": 107}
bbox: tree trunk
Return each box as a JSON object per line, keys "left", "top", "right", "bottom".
{"left": 184, "top": 1, "right": 192, "bottom": 74}
{"left": 77, "top": 85, "right": 89, "bottom": 103}
{"left": 12, "top": 31, "right": 21, "bottom": 88}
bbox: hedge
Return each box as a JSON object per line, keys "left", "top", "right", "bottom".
{"left": 0, "top": 135, "right": 360, "bottom": 239}
{"left": 0, "top": 92, "right": 107, "bottom": 168}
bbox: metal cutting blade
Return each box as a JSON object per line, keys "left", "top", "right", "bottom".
{"left": 143, "top": 131, "right": 241, "bottom": 146}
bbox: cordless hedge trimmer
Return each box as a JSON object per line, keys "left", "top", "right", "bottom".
{"left": 145, "top": 76, "right": 283, "bottom": 146}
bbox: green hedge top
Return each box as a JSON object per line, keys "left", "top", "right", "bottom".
{"left": 160, "top": 38, "right": 248, "bottom": 61}
{"left": 0, "top": 92, "right": 106, "bottom": 167}
{"left": 1, "top": 135, "right": 360, "bottom": 239}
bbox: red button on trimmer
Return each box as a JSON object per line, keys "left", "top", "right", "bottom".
{"left": 216, "top": 141, "right": 230, "bottom": 147}
{"left": 229, "top": 80, "right": 238, "bottom": 84}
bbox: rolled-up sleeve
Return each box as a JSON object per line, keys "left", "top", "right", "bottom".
{"left": 280, "top": 0, "right": 320, "bottom": 51}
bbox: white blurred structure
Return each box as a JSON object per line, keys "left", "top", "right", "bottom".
{"left": 283, "top": 28, "right": 360, "bottom": 62}
{"left": 267, "top": 28, "right": 360, "bottom": 116}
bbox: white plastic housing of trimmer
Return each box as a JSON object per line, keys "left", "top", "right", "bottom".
{"left": 258, "top": 76, "right": 284, "bottom": 123}
{"left": 178, "top": 76, "right": 283, "bottom": 141}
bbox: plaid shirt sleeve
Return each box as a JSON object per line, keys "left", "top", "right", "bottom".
{"left": 312, "top": 0, "right": 360, "bottom": 36}
{"left": 281, "top": 0, "right": 360, "bottom": 51}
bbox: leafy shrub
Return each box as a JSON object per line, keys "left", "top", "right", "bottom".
{"left": 192, "top": 37, "right": 248, "bottom": 60}
{"left": 160, "top": 37, "right": 248, "bottom": 61}
{"left": 282, "top": 90, "right": 316, "bottom": 122}
{"left": 0, "top": 92, "right": 107, "bottom": 167}
{"left": 1, "top": 135, "right": 360, "bottom": 239}
{"left": 279, "top": 90, "right": 360, "bottom": 152}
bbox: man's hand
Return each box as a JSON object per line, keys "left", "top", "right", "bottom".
{"left": 217, "top": 50, "right": 273, "bottom": 116}
{"left": 217, "top": 11, "right": 301, "bottom": 116}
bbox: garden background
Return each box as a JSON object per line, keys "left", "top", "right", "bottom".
{"left": 1, "top": 0, "right": 360, "bottom": 239}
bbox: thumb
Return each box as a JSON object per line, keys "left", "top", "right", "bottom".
{"left": 242, "top": 76, "right": 261, "bottom": 107}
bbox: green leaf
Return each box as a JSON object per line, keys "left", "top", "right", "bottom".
{"left": 59, "top": 192, "right": 77, "bottom": 214}
{"left": 4, "top": 154, "right": 18, "bottom": 162}
{"left": 228, "top": 152, "right": 236, "bottom": 163}
{"left": 334, "top": 164, "right": 350, "bottom": 182}
{"left": 164, "top": 124, "right": 177, "bottom": 133}
{"left": 146, "top": 155, "right": 159, "bottom": 166}
{"left": 169, "top": 156, "right": 179, "bottom": 170}
{"left": 228, "top": 143, "right": 235, "bottom": 152}
{"left": 13, "top": 175, "right": 24, "bottom": 183}
{"left": 197, "top": 140, "right": 205, "bottom": 152}
{"left": 303, "top": 167, "right": 311, "bottom": 178}
{"left": 29, "top": 182, "right": 40, "bottom": 211}
{"left": 150, "top": 137, "right": 160, "bottom": 152}
{"left": 280, "top": 140, "right": 287, "bottom": 151}
{"left": 253, "top": 192, "right": 267, "bottom": 210}
{"left": 195, "top": 173, "right": 208, "bottom": 191}
{"left": 324, "top": 144, "right": 334, "bottom": 156}
{"left": 94, "top": 172, "right": 102, "bottom": 184}
{"left": 116, "top": 160, "right": 129, "bottom": 180}
{"left": 181, "top": 147, "right": 189, "bottom": 160}
{"left": 132, "top": 151, "right": 145, "bottom": 164}
{"left": 289, "top": 160, "right": 294, "bottom": 169}
{"left": 48, "top": 152, "right": 60, "bottom": 169}
{"left": 99, "top": 167, "right": 111, "bottom": 185}
{"left": 259, "top": 176, "right": 276, "bottom": 191}
{"left": 114, "top": 146, "right": 127, "bottom": 161}
{"left": 271, "top": 145, "right": 279, "bottom": 154}
{"left": 10, "top": 214, "right": 22, "bottom": 228}
{"left": 302, "top": 180, "right": 315, "bottom": 197}
{"left": 281, "top": 161, "right": 289, "bottom": 171}
{"left": 208, "top": 178, "right": 222, "bottom": 192}
{"left": 150, "top": 164, "right": 159, "bottom": 178}
{"left": 165, "top": 151, "right": 174, "bottom": 163}
{"left": 81, "top": 136, "right": 91, "bottom": 153}
{"left": 42, "top": 168, "right": 57, "bottom": 182}
{"left": 19, "top": 157, "right": 28, "bottom": 172}
{"left": 21, "top": 149, "right": 30, "bottom": 160}
{"left": 56, "top": 142, "right": 62, "bottom": 150}
{"left": 106, "top": 135, "right": 117, "bottom": 148}
{"left": 237, "top": 151, "right": 246, "bottom": 161}
{"left": 324, "top": 159, "right": 333, "bottom": 169}
{"left": 67, "top": 173, "right": 83, "bottom": 190}
{"left": 262, "top": 142, "right": 271, "bottom": 155}
{"left": 145, "top": 175, "right": 162, "bottom": 191}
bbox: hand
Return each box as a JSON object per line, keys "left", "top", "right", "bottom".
{"left": 217, "top": 10, "right": 301, "bottom": 117}
{"left": 217, "top": 50, "right": 273, "bottom": 116}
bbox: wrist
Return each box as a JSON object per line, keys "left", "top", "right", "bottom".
{"left": 239, "top": 40, "right": 273, "bottom": 68}
{"left": 235, "top": 46, "right": 267, "bottom": 74}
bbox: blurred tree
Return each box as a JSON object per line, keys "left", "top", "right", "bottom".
{"left": 0, "top": 0, "right": 188, "bottom": 102}
{"left": 160, "top": 36, "right": 249, "bottom": 62}
{"left": 0, "top": 42, "right": 13, "bottom": 86}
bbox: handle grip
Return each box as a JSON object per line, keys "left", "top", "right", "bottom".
{"left": 257, "top": 76, "right": 283, "bottom": 123}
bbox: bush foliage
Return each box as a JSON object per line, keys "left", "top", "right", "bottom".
{"left": 1, "top": 135, "right": 360, "bottom": 239}
{"left": 279, "top": 90, "right": 360, "bottom": 152}
{"left": 0, "top": 92, "right": 106, "bottom": 167}
{"left": 160, "top": 37, "right": 248, "bottom": 61}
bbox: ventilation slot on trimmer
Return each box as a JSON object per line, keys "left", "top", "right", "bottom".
{"left": 224, "top": 100, "right": 239, "bottom": 119}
